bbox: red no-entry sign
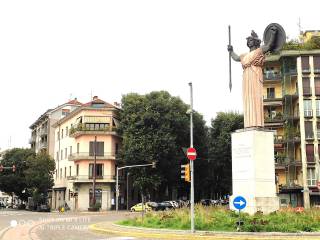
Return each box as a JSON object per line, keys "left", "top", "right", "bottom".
{"left": 187, "top": 147, "right": 197, "bottom": 161}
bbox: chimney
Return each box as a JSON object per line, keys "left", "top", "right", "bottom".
{"left": 93, "top": 96, "right": 98, "bottom": 100}
{"left": 74, "top": 97, "right": 77, "bottom": 101}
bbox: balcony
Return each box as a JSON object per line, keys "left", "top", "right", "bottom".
{"left": 69, "top": 123, "right": 117, "bottom": 138}
{"left": 39, "top": 141, "right": 48, "bottom": 149}
{"left": 264, "top": 72, "right": 281, "bottom": 81}
{"left": 67, "top": 174, "right": 116, "bottom": 183}
{"left": 68, "top": 152, "right": 117, "bottom": 161}
{"left": 40, "top": 128, "right": 48, "bottom": 136}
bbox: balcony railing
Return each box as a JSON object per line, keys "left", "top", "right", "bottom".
{"left": 264, "top": 72, "right": 281, "bottom": 80}
{"left": 69, "top": 123, "right": 117, "bottom": 137}
{"left": 39, "top": 141, "right": 48, "bottom": 149}
{"left": 40, "top": 128, "right": 48, "bottom": 136}
{"left": 265, "top": 113, "right": 283, "bottom": 123}
{"left": 274, "top": 135, "right": 284, "bottom": 143}
{"left": 67, "top": 175, "right": 116, "bottom": 182}
{"left": 69, "top": 152, "right": 117, "bottom": 161}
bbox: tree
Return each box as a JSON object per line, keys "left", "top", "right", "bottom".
{"left": 25, "top": 152, "right": 55, "bottom": 205}
{"left": 0, "top": 148, "right": 55, "bottom": 204}
{"left": 0, "top": 148, "right": 35, "bottom": 201}
{"left": 207, "top": 112, "right": 243, "bottom": 198}
{"left": 118, "top": 91, "right": 208, "bottom": 200}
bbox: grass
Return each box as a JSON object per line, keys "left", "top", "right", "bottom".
{"left": 118, "top": 205, "right": 320, "bottom": 232}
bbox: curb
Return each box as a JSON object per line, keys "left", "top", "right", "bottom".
{"left": 89, "top": 222, "right": 320, "bottom": 240}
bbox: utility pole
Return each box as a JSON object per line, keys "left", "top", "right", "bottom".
{"left": 189, "top": 82, "right": 195, "bottom": 233}
{"left": 92, "top": 136, "right": 97, "bottom": 207}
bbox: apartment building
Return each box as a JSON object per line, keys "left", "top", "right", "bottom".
{"left": 29, "top": 99, "right": 82, "bottom": 157}
{"left": 51, "top": 96, "right": 120, "bottom": 211}
{"left": 263, "top": 43, "right": 320, "bottom": 208}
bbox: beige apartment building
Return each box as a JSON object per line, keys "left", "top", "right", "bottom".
{"left": 29, "top": 99, "right": 82, "bottom": 157}
{"left": 263, "top": 39, "right": 320, "bottom": 208}
{"left": 51, "top": 96, "right": 120, "bottom": 211}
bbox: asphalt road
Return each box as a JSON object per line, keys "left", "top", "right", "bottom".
{"left": 0, "top": 209, "right": 146, "bottom": 240}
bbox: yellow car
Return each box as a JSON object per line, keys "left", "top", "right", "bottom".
{"left": 130, "top": 203, "right": 152, "bottom": 212}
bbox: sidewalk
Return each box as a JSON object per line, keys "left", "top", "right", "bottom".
{"left": 89, "top": 221, "right": 320, "bottom": 240}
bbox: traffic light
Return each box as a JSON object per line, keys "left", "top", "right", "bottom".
{"left": 181, "top": 164, "right": 190, "bottom": 182}
{"left": 12, "top": 165, "right": 16, "bottom": 172}
{"left": 0, "top": 165, "right": 3, "bottom": 172}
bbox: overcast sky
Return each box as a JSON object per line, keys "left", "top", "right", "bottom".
{"left": 0, "top": 0, "right": 319, "bottom": 150}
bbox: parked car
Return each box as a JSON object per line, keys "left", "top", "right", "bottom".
{"left": 160, "top": 201, "right": 174, "bottom": 210}
{"left": 37, "top": 204, "right": 50, "bottom": 212}
{"left": 200, "top": 199, "right": 212, "bottom": 206}
{"left": 130, "top": 203, "right": 152, "bottom": 212}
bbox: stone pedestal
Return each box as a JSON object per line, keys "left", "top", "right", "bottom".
{"left": 229, "top": 128, "right": 279, "bottom": 215}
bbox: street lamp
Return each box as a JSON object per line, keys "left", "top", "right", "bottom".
{"left": 126, "top": 172, "right": 130, "bottom": 210}
{"left": 116, "top": 162, "right": 156, "bottom": 211}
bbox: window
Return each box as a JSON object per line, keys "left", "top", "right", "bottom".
{"left": 317, "top": 122, "right": 320, "bottom": 139}
{"left": 115, "top": 143, "right": 119, "bottom": 155}
{"left": 315, "top": 78, "right": 320, "bottom": 96}
{"left": 77, "top": 143, "right": 80, "bottom": 154}
{"left": 303, "top": 77, "right": 311, "bottom": 95}
{"left": 304, "top": 100, "right": 313, "bottom": 117}
{"left": 60, "top": 168, "right": 62, "bottom": 179}
{"left": 316, "top": 100, "right": 320, "bottom": 117}
{"left": 76, "top": 164, "right": 79, "bottom": 176}
{"left": 69, "top": 146, "right": 72, "bottom": 156}
{"left": 89, "top": 141, "right": 104, "bottom": 156}
{"left": 57, "top": 131, "right": 60, "bottom": 141}
{"left": 301, "top": 56, "right": 310, "bottom": 72}
{"left": 69, "top": 166, "right": 72, "bottom": 176}
{"left": 314, "top": 56, "right": 320, "bottom": 72}
{"left": 267, "top": 88, "right": 275, "bottom": 99}
{"left": 61, "top": 129, "right": 64, "bottom": 139}
{"left": 307, "top": 168, "right": 316, "bottom": 186}
{"left": 66, "top": 127, "right": 69, "bottom": 136}
{"left": 306, "top": 144, "right": 315, "bottom": 162}
{"left": 305, "top": 121, "right": 314, "bottom": 139}
{"left": 64, "top": 167, "right": 66, "bottom": 178}
{"left": 56, "top": 151, "right": 59, "bottom": 161}
{"left": 65, "top": 148, "right": 67, "bottom": 159}
{"left": 61, "top": 150, "right": 63, "bottom": 160}
{"left": 89, "top": 164, "right": 103, "bottom": 178}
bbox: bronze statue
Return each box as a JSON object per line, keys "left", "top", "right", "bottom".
{"left": 227, "top": 23, "right": 285, "bottom": 128}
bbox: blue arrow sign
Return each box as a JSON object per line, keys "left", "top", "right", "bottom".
{"left": 233, "top": 196, "right": 247, "bottom": 210}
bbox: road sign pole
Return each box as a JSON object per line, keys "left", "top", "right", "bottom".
{"left": 189, "top": 82, "right": 195, "bottom": 233}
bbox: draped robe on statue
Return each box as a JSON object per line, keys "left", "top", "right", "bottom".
{"left": 240, "top": 48, "right": 265, "bottom": 128}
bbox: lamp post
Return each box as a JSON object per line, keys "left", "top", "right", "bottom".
{"left": 126, "top": 172, "right": 130, "bottom": 210}
{"left": 116, "top": 162, "right": 156, "bottom": 211}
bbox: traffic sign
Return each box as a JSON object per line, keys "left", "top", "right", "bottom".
{"left": 187, "top": 147, "right": 197, "bottom": 161}
{"left": 233, "top": 196, "right": 247, "bottom": 210}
